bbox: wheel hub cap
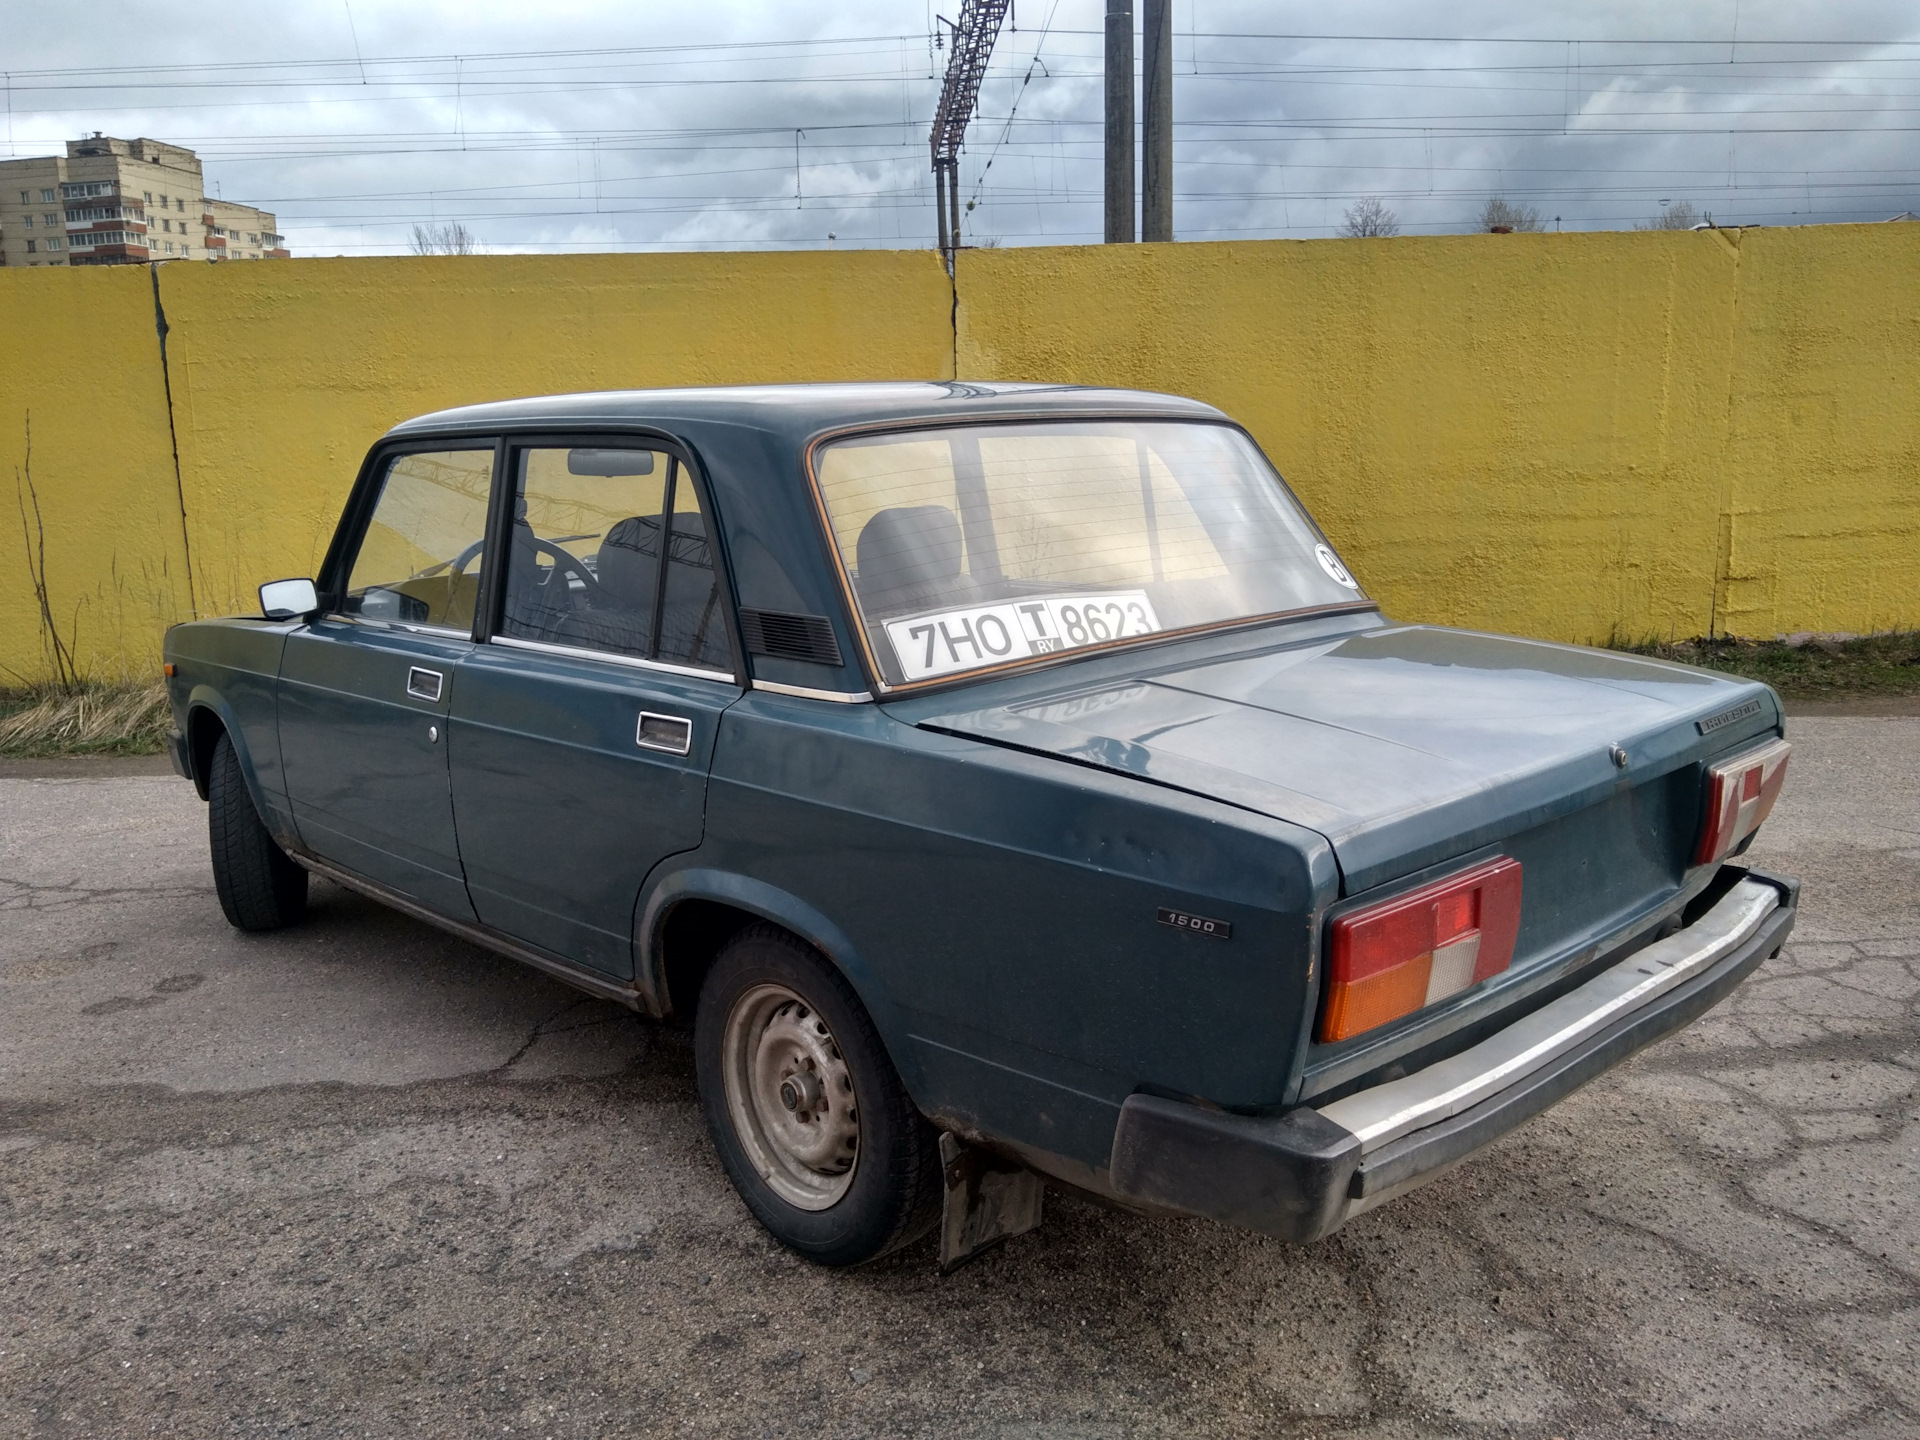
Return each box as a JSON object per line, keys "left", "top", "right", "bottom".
{"left": 721, "top": 984, "right": 861, "bottom": 1210}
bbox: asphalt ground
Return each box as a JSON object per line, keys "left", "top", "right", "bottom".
{"left": 0, "top": 716, "right": 1915, "bottom": 1439}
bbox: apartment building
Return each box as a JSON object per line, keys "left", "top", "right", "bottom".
{"left": 0, "top": 135, "right": 288, "bottom": 268}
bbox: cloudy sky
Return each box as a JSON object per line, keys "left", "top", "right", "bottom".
{"left": 6, "top": 0, "right": 1918, "bottom": 254}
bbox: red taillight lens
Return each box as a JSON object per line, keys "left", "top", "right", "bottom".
{"left": 1693, "top": 737, "right": 1790, "bottom": 866}
{"left": 1319, "top": 858, "right": 1524, "bottom": 1043}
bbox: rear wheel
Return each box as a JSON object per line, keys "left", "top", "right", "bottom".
{"left": 208, "top": 731, "right": 308, "bottom": 931}
{"left": 695, "top": 925, "right": 941, "bottom": 1266}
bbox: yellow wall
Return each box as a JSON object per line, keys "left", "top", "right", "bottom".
{"left": 1, "top": 227, "right": 1915, "bottom": 682}
{"left": 154, "top": 250, "right": 956, "bottom": 620}
{"left": 0, "top": 264, "right": 191, "bottom": 682}
{"left": 955, "top": 223, "right": 1920, "bottom": 644}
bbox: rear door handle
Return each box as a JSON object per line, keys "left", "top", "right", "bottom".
{"left": 636, "top": 711, "right": 693, "bottom": 755}
{"left": 407, "top": 667, "right": 444, "bottom": 702}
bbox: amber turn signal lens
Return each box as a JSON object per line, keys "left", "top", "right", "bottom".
{"left": 162, "top": 663, "right": 176, "bottom": 677}
{"left": 1319, "top": 857, "right": 1524, "bottom": 1043}
{"left": 1693, "top": 737, "right": 1790, "bottom": 866}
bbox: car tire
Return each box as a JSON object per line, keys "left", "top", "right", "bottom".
{"left": 695, "top": 924, "right": 941, "bottom": 1266}
{"left": 208, "top": 731, "right": 309, "bottom": 931}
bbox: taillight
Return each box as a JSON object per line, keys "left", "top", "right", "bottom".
{"left": 1694, "top": 737, "right": 1790, "bottom": 866}
{"left": 1319, "top": 858, "right": 1523, "bottom": 1043}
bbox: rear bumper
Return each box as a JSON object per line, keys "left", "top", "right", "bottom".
{"left": 1107, "top": 867, "right": 1797, "bottom": 1243}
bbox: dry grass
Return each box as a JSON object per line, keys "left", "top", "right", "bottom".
{"left": 0, "top": 680, "right": 171, "bottom": 758}
{"left": 1609, "top": 631, "right": 1920, "bottom": 700}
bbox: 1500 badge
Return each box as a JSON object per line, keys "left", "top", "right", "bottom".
{"left": 1158, "top": 907, "right": 1232, "bottom": 940}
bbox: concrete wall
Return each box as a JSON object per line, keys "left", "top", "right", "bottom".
{"left": 155, "top": 250, "right": 955, "bottom": 622}
{"left": 1, "top": 225, "right": 1914, "bottom": 683}
{"left": 956, "top": 223, "right": 1920, "bottom": 644}
{"left": 0, "top": 264, "right": 191, "bottom": 682}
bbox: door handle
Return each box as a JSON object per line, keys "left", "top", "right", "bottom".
{"left": 636, "top": 711, "right": 693, "bottom": 755}
{"left": 407, "top": 667, "right": 444, "bottom": 702}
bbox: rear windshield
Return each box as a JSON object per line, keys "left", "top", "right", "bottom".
{"left": 814, "top": 420, "right": 1366, "bottom": 687}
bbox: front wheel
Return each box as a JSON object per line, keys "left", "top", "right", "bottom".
{"left": 207, "top": 731, "right": 308, "bottom": 931}
{"left": 695, "top": 925, "right": 941, "bottom": 1266}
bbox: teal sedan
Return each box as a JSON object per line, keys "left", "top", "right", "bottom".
{"left": 163, "top": 383, "right": 1797, "bottom": 1268}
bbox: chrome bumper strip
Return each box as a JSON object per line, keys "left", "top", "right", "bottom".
{"left": 1319, "top": 878, "right": 1780, "bottom": 1153}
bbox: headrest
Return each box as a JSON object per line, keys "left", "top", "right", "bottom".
{"left": 604, "top": 514, "right": 661, "bottom": 557}
{"left": 666, "top": 510, "right": 711, "bottom": 570}
{"left": 856, "top": 505, "right": 963, "bottom": 611}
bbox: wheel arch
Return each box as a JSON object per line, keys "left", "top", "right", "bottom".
{"left": 184, "top": 687, "right": 266, "bottom": 814}
{"left": 636, "top": 869, "right": 908, "bottom": 1054}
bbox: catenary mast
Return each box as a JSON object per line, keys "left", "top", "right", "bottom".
{"left": 929, "top": 0, "right": 1011, "bottom": 266}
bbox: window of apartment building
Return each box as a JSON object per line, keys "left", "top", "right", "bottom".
{"left": 161, "top": 218, "right": 171, "bottom": 232}
{"left": 181, "top": 244, "right": 190, "bottom": 256}
{"left": 25, "top": 240, "right": 35, "bottom": 253}
{"left": 21, "top": 214, "right": 31, "bottom": 228}
{"left": 176, "top": 198, "right": 186, "bottom": 211}
{"left": 43, "top": 213, "right": 57, "bottom": 226}
{"left": 165, "top": 241, "right": 175, "bottom": 254}
{"left": 40, "top": 188, "right": 55, "bottom": 203}
{"left": 18, "top": 190, "right": 29, "bottom": 204}
{"left": 144, "top": 191, "right": 153, "bottom": 203}
{"left": 46, "top": 237, "right": 63, "bottom": 252}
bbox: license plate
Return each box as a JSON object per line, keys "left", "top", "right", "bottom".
{"left": 885, "top": 592, "right": 1162, "bottom": 681}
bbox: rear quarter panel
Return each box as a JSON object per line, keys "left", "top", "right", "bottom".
{"left": 694, "top": 691, "right": 1338, "bottom": 1173}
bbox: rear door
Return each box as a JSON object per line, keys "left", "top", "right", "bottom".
{"left": 448, "top": 439, "right": 742, "bottom": 977}
{"left": 278, "top": 444, "right": 498, "bottom": 919}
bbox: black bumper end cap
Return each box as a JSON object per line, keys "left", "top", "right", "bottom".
{"left": 1108, "top": 1094, "right": 1359, "bottom": 1245}
{"left": 165, "top": 727, "right": 191, "bottom": 781}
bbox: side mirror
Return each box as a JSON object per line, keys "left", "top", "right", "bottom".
{"left": 259, "top": 577, "right": 319, "bottom": 620}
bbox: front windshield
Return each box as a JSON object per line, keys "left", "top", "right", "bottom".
{"left": 814, "top": 420, "right": 1366, "bottom": 687}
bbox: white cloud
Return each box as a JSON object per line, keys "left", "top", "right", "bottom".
{"left": 5, "top": 0, "right": 1917, "bottom": 253}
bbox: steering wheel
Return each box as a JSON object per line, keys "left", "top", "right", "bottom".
{"left": 525, "top": 535, "right": 599, "bottom": 599}
{"left": 447, "top": 535, "right": 601, "bottom": 599}
{"left": 448, "top": 537, "right": 487, "bottom": 577}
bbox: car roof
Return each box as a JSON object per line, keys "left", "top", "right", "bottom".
{"left": 385, "top": 381, "right": 1227, "bottom": 442}
{"left": 377, "top": 382, "right": 1244, "bottom": 699}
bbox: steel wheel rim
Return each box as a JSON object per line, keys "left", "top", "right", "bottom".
{"left": 720, "top": 982, "right": 861, "bottom": 1210}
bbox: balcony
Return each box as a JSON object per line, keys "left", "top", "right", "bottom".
{"left": 66, "top": 229, "right": 150, "bottom": 254}
{"left": 66, "top": 206, "right": 144, "bottom": 228}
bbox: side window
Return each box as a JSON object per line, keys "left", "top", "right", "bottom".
{"left": 341, "top": 449, "right": 494, "bottom": 630}
{"left": 656, "top": 473, "right": 729, "bottom": 670}
{"left": 503, "top": 446, "right": 668, "bottom": 659}
{"left": 501, "top": 446, "right": 730, "bottom": 671}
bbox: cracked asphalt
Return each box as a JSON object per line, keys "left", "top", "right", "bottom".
{"left": 1, "top": 715, "right": 1916, "bottom": 1439}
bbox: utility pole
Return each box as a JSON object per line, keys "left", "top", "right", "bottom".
{"left": 1141, "top": 0, "right": 1173, "bottom": 241}
{"left": 1104, "top": 0, "right": 1134, "bottom": 243}
{"left": 929, "top": 0, "right": 1012, "bottom": 267}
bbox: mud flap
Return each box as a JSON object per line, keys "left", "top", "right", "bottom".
{"left": 938, "top": 1133, "right": 1045, "bottom": 1272}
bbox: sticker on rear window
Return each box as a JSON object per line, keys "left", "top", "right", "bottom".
{"left": 1314, "top": 544, "right": 1359, "bottom": 589}
{"left": 884, "top": 593, "right": 1162, "bottom": 681}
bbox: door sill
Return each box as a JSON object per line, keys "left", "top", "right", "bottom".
{"left": 290, "top": 849, "right": 650, "bottom": 1013}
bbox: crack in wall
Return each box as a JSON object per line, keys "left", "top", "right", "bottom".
{"left": 148, "top": 263, "right": 197, "bottom": 619}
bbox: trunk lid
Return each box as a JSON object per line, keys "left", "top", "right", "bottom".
{"left": 905, "top": 624, "right": 1781, "bottom": 962}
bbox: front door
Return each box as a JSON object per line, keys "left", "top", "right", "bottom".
{"left": 449, "top": 441, "right": 742, "bottom": 976}
{"left": 279, "top": 445, "right": 498, "bottom": 920}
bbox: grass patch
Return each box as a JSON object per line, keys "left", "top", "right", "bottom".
{"left": 0, "top": 680, "right": 171, "bottom": 758}
{"left": 1610, "top": 632, "right": 1920, "bottom": 701}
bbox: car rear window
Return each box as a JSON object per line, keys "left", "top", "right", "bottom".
{"left": 814, "top": 420, "right": 1366, "bottom": 686}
